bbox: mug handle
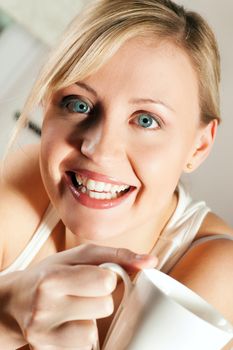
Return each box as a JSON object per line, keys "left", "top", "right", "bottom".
{"left": 93, "top": 263, "right": 134, "bottom": 350}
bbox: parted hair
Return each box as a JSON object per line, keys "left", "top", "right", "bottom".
{"left": 13, "top": 0, "right": 221, "bottom": 143}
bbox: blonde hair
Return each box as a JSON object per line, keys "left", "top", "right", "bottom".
{"left": 12, "top": 0, "right": 221, "bottom": 144}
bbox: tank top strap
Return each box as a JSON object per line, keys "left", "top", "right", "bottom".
{"left": 151, "top": 183, "right": 211, "bottom": 273}
{"left": 0, "top": 204, "right": 60, "bottom": 276}
{"left": 190, "top": 233, "right": 233, "bottom": 248}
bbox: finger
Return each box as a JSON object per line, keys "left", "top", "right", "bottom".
{"left": 51, "top": 244, "right": 158, "bottom": 270}
{"left": 39, "top": 265, "right": 117, "bottom": 297}
{"left": 53, "top": 320, "right": 97, "bottom": 348}
{"left": 39, "top": 295, "right": 114, "bottom": 327}
{"left": 29, "top": 320, "right": 97, "bottom": 349}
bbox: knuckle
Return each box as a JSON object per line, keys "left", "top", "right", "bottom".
{"left": 25, "top": 283, "right": 54, "bottom": 334}
{"left": 36, "top": 279, "right": 49, "bottom": 297}
{"left": 35, "top": 283, "right": 50, "bottom": 309}
{"left": 102, "top": 295, "right": 114, "bottom": 316}
{"left": 24, "top": 325, "right": 39, "bottom": 347}
{"left": 80, "top": 242, "right": 97, "bottom": 253}
{"left": 25, "top": 308, "right": 45, "bottom": 336}
{"left": 86, "top": 320, "right": 98, "bottom": 345}
{"left": 102, "top": 270, "right": 117, "bottom": 293}
{"left": 116, "top": 247, "right": 135, "bottom": 261}
{"left": 36, "top": 268, "right": 60, "bottom": 297}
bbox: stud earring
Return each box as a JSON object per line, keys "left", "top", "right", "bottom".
{"left": 186, "top": 163, "right": 193, "bottom": 170}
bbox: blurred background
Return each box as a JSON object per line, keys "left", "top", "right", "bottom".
{"left": 0, "top": 0, "right": 232, "bottom": 225}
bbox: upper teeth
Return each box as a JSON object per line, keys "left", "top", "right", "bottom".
{"left": 75, "top": 174, "right": 130, "bottom": 193}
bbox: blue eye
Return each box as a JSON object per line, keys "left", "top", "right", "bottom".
{"left": 137, "top": 114, "right": 160, "bottom": 129}
{"left": 60, "top": 95, "right": 91, "bottom": 114}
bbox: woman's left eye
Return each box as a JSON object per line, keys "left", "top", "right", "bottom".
{"left": 135, "top": 113, "right": 161, "bottom": 130}
{"left": 60, "top": 95, "right": 91, "bottom": 114}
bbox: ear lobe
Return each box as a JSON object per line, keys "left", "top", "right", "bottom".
{"left": 184, "top": 119, "right": 218, "bottom": 173}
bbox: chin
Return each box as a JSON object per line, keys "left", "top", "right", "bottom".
{"left": 68, "top": 220, "right": 121, "bottom": 241}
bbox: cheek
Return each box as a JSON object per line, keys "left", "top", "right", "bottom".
{"left": 131, "top": 133, "right": 192, "bottom": 186}
{"left": 40, "top": 122, "right": 70, "bottom": 183}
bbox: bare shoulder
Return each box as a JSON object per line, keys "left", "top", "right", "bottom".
{"left": 169, "top": 237, "right": 233, "bottom": 349}
{"left": 169, "top": 210, "right": 233, "bottom": 349}
{"left": 0, "top": 144, "right": 50, "bottom": 269}
{"left": 2, "top": 143, "right": 42, "bottom": 188}
{"left": 1, "top": 143, "right": 49, "bottom": 204}
{"left": 196, "top": 211, "right": 233, "bottom": 239}
{"left": 169, "top": 238, "right": 233, "bottom": 325}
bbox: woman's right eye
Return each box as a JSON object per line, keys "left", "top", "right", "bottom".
{"left": 60, "top": 95, "right": 91, "bottom": 114}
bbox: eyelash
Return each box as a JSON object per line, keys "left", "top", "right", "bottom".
{"left": 59, "top": 95, "right": 92, "bottom": 114}
{"left": 133, "top": 112, "right": 162, "bottom": 130}
{"left": 59, "top": 95, "right": 162, "bottom": 130}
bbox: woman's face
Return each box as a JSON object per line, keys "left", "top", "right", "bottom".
{"left": 40, "top": 37, "right": 202, "bottom": 243}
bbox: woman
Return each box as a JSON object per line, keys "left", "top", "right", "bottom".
{"left": 0, "top": 0, "right": 233, "bottom": 349}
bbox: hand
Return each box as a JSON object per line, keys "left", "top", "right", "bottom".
{"left": 8, "top": 244, "right": 158, "bottom": 350}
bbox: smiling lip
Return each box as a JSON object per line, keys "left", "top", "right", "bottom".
{"left": 64, "top": 170, "right": 136, "bottom": 209}
{"left": 73, "top": 168, "right": 132, "bottom": 186}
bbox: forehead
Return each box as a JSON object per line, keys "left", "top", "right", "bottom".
{"left": 83, "top": 36, "right": 200, "bottom": 119}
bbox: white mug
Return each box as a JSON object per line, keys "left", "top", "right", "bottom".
{"left": 93, "top": 263, "right": 233, "bottom": 350}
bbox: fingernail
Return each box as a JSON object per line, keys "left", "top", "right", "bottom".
{"left": 134, "top": 254, "right": 153, "bottom": 260}
{"left": 134, "top": 254, "right": 158, "bottom": 264}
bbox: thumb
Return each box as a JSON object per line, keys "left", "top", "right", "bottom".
{"left": 53, "top": 243, "right": 158, "bottom": 271}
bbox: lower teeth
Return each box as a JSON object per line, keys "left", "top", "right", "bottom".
{"left": 70, "top": 173, "right": 130, "bottom": 200}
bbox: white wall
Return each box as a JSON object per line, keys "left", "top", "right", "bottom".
{"left": 0, "top": 0, "right": 88, "bottom": 45}
{"left": 0, "top": 24, "right": 47, "bottom": 154}
{"left": 177, "top": 0, "right": 233, "bottom": 226}
{"left": 0, "top": 0, "right": 88, "bottom": 154}
{"left": 0, "top": 0, "right": 232, "bottom": 225}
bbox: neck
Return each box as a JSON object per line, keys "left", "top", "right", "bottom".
{"left": 65, "top": 191, "right": 178, "bottom": 255}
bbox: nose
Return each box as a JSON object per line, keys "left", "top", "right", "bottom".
{"left": 80, "top": 123, "right": 124, "bottom": 165}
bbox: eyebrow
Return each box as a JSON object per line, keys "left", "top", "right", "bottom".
{"left": 129, "top": 97, "right": 174, "bottom": 112}
{"left": 76, "top": 82, "right": 97, "bottom": 97}
{"left": 76, "top": 82, "right": 174, "bottom": 112}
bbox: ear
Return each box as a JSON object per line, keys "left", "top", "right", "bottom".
{"left": 183, "top": 119, "right": 218, "bottom": 173}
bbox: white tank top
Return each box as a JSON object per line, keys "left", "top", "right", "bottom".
{"left": 1, "top": 184, "right": 233, "bottom": 276}
{"left": 150, "top": 184, "right": 230, "bottom": 273}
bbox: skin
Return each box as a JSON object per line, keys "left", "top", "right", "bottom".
{"left": 1, "top": 36, "right": 233, "bottom": 350}
{"left": 40, "top": 36, "right": 216, "bottom": 254}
